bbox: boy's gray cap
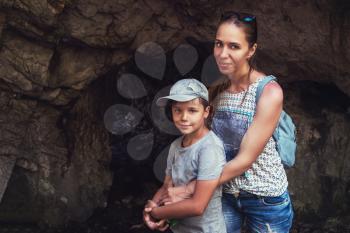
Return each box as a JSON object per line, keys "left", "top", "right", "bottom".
{"left": 156, "top": 79, "right": 209, "bottom": 107}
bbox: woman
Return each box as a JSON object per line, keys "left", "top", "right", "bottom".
{"left": 160, "top": 11, "right": 294, "bottom": 233}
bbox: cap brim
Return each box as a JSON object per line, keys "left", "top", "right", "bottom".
{"left": 156, "top": 95, "right": 199, "bottom": 107}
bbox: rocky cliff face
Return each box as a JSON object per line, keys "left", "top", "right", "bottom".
{"left": 0, "top": 0, "right": 349, "bottom": 229}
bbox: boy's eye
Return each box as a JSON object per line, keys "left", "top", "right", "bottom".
{"left": 189, "top": 109, "right": 198, "bottom": 113}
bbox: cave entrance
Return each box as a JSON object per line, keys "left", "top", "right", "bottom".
{"left": 99, "top": 39, "right": 216, "bottom": 231}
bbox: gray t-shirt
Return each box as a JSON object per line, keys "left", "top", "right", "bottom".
{"left": 165, "top": 131, "right": 227, "bottom": 233}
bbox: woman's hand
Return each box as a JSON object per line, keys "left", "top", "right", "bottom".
{"left": 160, "top": 181, "right": 196, "bottom": 205}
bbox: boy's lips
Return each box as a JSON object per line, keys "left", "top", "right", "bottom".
{"left": 178, "top": 124, "right": 191, "bottom": 128}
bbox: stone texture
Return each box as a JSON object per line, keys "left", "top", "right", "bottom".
{"left": 0, "top": 156, "right": 15, "bottom": 201}
{"left": 49, "top": 45, "right": 111, "bottom": 90}
{"left": 60, "top": 0, "right": 154, "bottom": 48}
{"left": 47, "top": 86, "right": 112, "bottom": 224}
{"left": 283, "top": 81, "right": 350, "bottom": 219}
{"left": 0, "top": 85, "right": 112, "bottom": 225}
{"left": 0, "top": 0, "right": 64, "bottom": 25}
{"left": 0, "top": 91, "right": 70, "bottom": 223}
{"left": 0, "top": 33, "right": 53, "bottom": 90}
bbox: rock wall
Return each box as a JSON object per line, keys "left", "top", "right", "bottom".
{"left": 0, "top": 0, "right": 349, "bottom": 227}
{"left": 284, "top": 81, "right": 350, "bottom": 221}
{"left": 0, "top": 78, "right": 112, "bottom": 225}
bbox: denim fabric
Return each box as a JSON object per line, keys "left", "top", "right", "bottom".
{"left": 211, "top": 110, "right": 250, "bottom": 161}
{"left": 222, "top": 190, "right": 293, "bottom": 233}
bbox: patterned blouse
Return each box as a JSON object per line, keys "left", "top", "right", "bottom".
{"left": 211, "top": 76, "right": 288, "bottom": 197}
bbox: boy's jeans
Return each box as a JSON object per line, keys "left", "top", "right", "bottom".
{"left": 222, "top": 190, "right": 293, "bottom": 233}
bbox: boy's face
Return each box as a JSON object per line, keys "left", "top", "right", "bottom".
{"left": 171, "top": 98, "right": 210, "bottom": 136}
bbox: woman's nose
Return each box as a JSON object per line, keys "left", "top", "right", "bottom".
{"left": 219, "top": 47, "right": 229, "bottom": 58}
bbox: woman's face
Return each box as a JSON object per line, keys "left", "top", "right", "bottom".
{"left": 213, "top": 22, "right": 255, "bottom": 77}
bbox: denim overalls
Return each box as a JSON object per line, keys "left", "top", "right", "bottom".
{"left": 212, "top": 108, "right": 251, "bottom": 162}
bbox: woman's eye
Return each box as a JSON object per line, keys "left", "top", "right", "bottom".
{"left": 230, "top": 44, "right": 239, "bottom": 49}
{"left": 215, "top": 41, "right": 222, "bottom": 47}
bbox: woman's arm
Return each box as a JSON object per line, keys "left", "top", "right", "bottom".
{"left": 219, "top": 82, "right": 283, "bottom": 184}
{"left": 159, "top": 180, "right": 196, "bottom": 205}
{"left": 150, "top": 178, "right": 219, "bottom": 220}
{"left": 150, "top": 175, "right": 173, "bottom": 205}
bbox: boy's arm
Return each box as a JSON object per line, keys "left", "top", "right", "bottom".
{"left": 150, "top": 178, "right": 219, "bottom": 219}
{"left": 150, "top": 142, "right": 224, "bottom": 220}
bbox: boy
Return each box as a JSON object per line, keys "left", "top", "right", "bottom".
{"left": 143, "top": 79, "right": 227, "bottom": 233}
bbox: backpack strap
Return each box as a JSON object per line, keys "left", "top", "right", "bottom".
{"left": 255, "top": 75, "right": 277, "bottom": 104}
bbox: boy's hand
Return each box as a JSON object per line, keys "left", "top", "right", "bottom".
{"left": 143, "top": 200, "right": 168, "bottom": 230}
{"left": 157, "top": 219, "right": 169, "bottom": 231}
{"left": 143, "top": 200, "right": 158, "bottom": 230}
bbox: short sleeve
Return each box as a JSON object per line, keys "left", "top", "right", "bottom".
{"left": 197, "top": 145, "right": 226, "bottom": 180}
{"left": 165, "top": 143, "right": 176, "bottom": 176}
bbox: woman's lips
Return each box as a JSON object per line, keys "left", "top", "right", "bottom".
{"left": 218, "top": 63, "right": 232, "bottom": 69}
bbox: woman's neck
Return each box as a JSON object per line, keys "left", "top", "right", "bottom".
{"left": 227, "top": 65, "right": 252, "bottom": 92}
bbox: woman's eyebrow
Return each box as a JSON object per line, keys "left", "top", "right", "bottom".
{"left": 215, "top": 39, "right": 240, "bottom": 45}
{"left": 229, "top": 42, "right": 241, "bottom": 46}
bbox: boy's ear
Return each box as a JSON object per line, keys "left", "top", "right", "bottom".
{"left": 204, "top": 106, "right": 210, "bottom": 118}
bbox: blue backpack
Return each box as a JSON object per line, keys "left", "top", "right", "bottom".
{"left": 255, "top": 76, "right": 297, "bottom": 168}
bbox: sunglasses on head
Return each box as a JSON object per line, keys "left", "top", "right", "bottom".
{"left": 220, "top": 11, "right": 256, "bottom": 23}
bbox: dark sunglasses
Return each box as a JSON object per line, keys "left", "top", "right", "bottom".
{"left": 220, "top": 11, "right": 256, "bottom": 23}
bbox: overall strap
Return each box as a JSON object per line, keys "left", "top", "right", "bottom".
{"left": 255, "top": 75, "right": 277, "bottom": 104}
